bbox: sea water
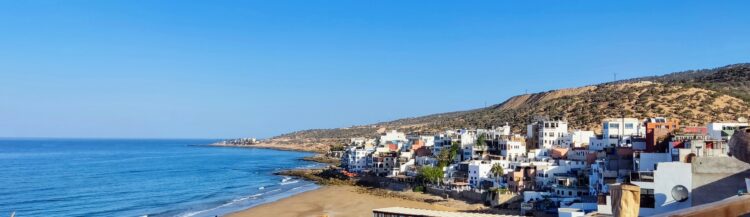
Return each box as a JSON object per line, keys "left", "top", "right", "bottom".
{"left": 0, "top": 139, "right": 321, "bottom": 217}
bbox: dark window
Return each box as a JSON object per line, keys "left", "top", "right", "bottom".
{"left": 640, "top": 188, "right": 655, "bottom": 208}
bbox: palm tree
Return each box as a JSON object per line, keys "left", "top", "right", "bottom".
{"left": 490, "top": 163, "right": 504, "bottom": 188}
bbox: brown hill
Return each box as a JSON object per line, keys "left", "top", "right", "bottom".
{"left": 271, "top": 63, "right": 750, "bottom": 145}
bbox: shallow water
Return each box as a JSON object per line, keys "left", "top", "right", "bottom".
{"left": 0, "top": 138, "right": 320, "bottom": 217}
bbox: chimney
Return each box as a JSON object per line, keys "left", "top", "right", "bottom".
{"left": 610, "top": 183, "right": 641, "bottom": 217}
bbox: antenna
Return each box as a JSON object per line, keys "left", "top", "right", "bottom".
{"left": 614, "top": 73, "right": 618, "bottom": 82}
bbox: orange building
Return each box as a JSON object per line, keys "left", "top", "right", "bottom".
{"left": 644, "top": 117, "right": 679, "bottom": 152}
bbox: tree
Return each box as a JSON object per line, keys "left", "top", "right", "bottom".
{"left": 490, "top": 163, "right": 504, "bottom": 185}
{"left": 418, "top": 166, "right": 444, "bottom": 185}
{"left": 438, "top": 143, "right": 461, "bottom": 167}
{"left": 476, "top": 133, "right": 487, "bottom": 147}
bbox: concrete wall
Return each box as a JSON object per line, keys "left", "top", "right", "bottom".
{"left": 692, "top": 156, "right": 750, "bottom": 206}
{"left": 424, "top": 186, "right": 483, "bottom": 203}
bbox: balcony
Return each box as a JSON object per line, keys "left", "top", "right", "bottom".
{"left": 630, "top": 171, "right": 654, "bottom": 182}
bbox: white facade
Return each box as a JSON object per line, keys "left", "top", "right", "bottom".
{"left": 416, "top": 156, "right": 438, "bottom": 167}
{"left": 558, "top": 208, "right": 585, "bottom": 217}
{"left": 634, "top": 153, "right": 671, "bottom": 172}
{"left": 460, "top": 130, "right": 477, "bottom": 161}
{"left": 468, "top": 160, "right": 511, "bottom": 188}
{"left": 630, "top": 162, "right": 692, "bottom": 216}
{"left": 500, "top": 135, "right": 526, "bottom": 161}
{"left": 564, "top": 130, "right": 595, "bottom": 148}
{"left": 588, "top": 136, "right": 608, "bottom": 151}
{"left": 527, "top": 148, "right": 552, "bottom": 161}
{"left": 602, "top": 118, "right": 645, "bottom": 147}
{"left": 536, "top": 160, "right": 586, "bottom": 187}
{"left": 537, "top": 120, "right": 568, "bottom": 148}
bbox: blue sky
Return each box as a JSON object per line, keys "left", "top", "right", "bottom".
{"left": 1, "top": 1, "right": 749, "bottom": 139}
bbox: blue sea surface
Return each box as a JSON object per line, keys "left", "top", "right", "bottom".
{"left": 0, "top": 139, "right": 321, "bottom": 217}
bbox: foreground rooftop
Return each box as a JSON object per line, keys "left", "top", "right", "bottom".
{"left": 373, "top": 207, "right": 519, "bottom": 217}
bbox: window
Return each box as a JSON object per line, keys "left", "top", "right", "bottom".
{"left": 625, "top": 123, "right": 634, "bottom": 129}
{"left": 640, "top": 188, "right": 655, "bottom": 208}
{"left": 610, "top": 123, "right": 620, "bottom": 129}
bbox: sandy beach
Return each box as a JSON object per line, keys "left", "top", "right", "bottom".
{"left": 227, "top": 185, "right": 484, "bottom": 217}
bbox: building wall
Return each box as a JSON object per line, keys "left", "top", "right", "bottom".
{"left": 635, "top": 153, "right": 672, "bottom": 171}
{"left": 632, "top": 162, "right": 692, "bottom": 216}
{"left": 565, "top": 130, "right": 595, "bottom": 148}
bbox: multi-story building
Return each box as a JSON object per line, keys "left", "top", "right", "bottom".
{"left": 588, "top": 147, "right": 634, "bottom": 196}
{"left": 341, "top": 146, "right": 375, "bottom": 173}
{"left": 508, "top": 165, "right": 538, "bottom": 194}
{"left": 432, "top": 133, "right": 453, "bottom": 157}
{"left": 527, "top": 117, "right": 569, "bottom": 149}
{"left": 601, "top": 118, "right": 645, "bottom": 147}
{"left": 644, "top": 117, "right": 679, "bottom": 152}
{"left": 500, "top": 135, "right": 526, "bottom": 161}
{"left": 552, "top": 171, "right": 590, "bottom": 198}
{"left": 372, "top": 152, "right": 401, "bottom": 177}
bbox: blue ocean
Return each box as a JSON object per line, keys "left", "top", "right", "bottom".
{"left": 0, "top": 139, "right": 321, "bottom": 217}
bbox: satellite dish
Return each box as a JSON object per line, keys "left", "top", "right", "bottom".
{"left": 739, "top": 117, "right": 748, "bottom": 123}
{"left": 671, "top": 185, "right": 689, "bottom": 202}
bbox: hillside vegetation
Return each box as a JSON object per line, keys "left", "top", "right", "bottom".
{"left": 270, "top": 63, "right": 750, "bottom": 144}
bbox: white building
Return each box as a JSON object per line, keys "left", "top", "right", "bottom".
{"left": 432, "top": 134, "right": 452, "bottom": 155}
{"left": 588, "top": 136, "right": 609, "bottom": 151}
{"left": 634, "top": 152, "right": 671, "bottom": 172}
{"left": 500, "top": 135, "right": 526, "bottom": 161}
{"left": 459, "top": 130, "right": 477, "bottom": 161}
{"left": 342, "top": 146, "right": 375, "bottom": 172}
{"left": 629, "top": 162, "right": 692, "bottom": 216}
{"left": 527, "top": 117, "right": 569, "bottom": 149}
{"left": 379, "top": 130, "right": 407, "bottom": 146}
{"left": 707, "top": 122, "right": 749, "bottom": 141}
{"left": 468, "top": 159, "right": 511, "bottom": 189}
{"left": 536, "top": 160, "right": 586, "bottom": 187}
{"left": 601, "top": 118, "right": 645, "bottom": 147}
{"left": 564, "top": 130, "right": 595, "bottom": 148}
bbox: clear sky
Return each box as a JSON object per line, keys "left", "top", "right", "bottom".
{"left": 1, "top": 1, "right": 749, "bottom": 139}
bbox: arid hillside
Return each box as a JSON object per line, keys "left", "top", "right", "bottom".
{"left": 269, "top": 63, "right": 750, "bottom": 147}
